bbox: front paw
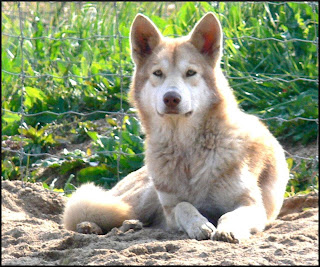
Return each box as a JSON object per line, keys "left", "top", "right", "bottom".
{"left": 188, "top": 221, "right": 216, "bottom": 240}
{"left": 211, "top": 229, "right": 240, "bottom": 243}
{"left": 210, "top": 208, "right": 263, "bottom": 243}
{"left": 210, "top": 224, "right": 250, "bottom": 243}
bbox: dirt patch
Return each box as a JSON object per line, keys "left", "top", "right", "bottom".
{"left": 282, "top": 140, "right": 318, "bottom": 160}
{"left": 1, "top": 180, "right": 318, "bottom": 265}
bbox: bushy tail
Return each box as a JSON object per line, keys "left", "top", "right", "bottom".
{"left": 63, "top": 183, "right": 133, "bottom": 233}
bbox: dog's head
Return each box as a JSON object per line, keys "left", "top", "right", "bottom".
{"left": 129, "top": 13, "right": 225, "bottom": 122}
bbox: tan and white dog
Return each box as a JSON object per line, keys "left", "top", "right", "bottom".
{"left": 63, "top": 12, "right": 289, "bottom": 243}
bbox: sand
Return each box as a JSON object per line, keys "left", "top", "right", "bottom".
{"left": 1, "top": 180, "right": 318, "bottom": 265}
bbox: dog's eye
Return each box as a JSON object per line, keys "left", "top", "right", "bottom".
{"left": 153, "top": 70, "right": 163, "bottom": 77}
{"left": 186, "top": 70, "right": 197, "bottom": 77}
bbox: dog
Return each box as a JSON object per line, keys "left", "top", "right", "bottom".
{"left": 63, "top": 12, "right": 289, "bottom": 243}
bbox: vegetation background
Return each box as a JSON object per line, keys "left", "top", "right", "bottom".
{"left": 2, "top": 2, "right": 318, "bottom": 197}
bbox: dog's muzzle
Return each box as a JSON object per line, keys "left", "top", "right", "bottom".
{"left": 158, "top": 88, "right": 193, "bottom": 117}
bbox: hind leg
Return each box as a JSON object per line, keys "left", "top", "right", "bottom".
{"left": 62, "top": 183, "right": 133, "bottom": 234}
{"left": 76, "top": 221, "right": 103, "bottom": 235}
{"left": 63, "top": 167, "right": 163, "bottom": 234}
{"left": 110, "top": 166, "right": 164, "bottom": 227}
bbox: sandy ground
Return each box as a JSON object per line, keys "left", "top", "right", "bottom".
{"left": 1, "top": 179, "right": 318, "bottom": 265}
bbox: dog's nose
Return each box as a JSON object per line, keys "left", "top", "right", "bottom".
{"left": 163, "top": 91, "right": 181, "bottom": 108}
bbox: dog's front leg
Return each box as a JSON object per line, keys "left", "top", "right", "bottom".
{"left": 156, "top": 191, "right": 216, "bottom": 240}
{"left": 212, "top": 205, "right": 267, "bottom": 243}
{"left": 172, "top": 202, "right": 216, "bottom": 240}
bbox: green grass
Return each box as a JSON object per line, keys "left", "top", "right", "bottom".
{"left": 1, "top": 2, "right": 318, "bottom": 195}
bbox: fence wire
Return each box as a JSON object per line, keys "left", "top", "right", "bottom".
{"left": 1, "top": 2, "right": 319, "bottom": 188}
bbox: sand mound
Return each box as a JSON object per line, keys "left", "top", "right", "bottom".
{"left": 1, "top": 180, "right": 318, "bottom": 265}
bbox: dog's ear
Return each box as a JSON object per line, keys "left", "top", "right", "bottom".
{"left": 189, "top": 12, "right": 222, "bottom": 65}
{"left": 130, "top": 14, "right": 162, "bottom": 65}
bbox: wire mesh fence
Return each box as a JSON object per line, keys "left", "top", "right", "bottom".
{"left": 2, "top": 2, "right": 318, "bottom": 193}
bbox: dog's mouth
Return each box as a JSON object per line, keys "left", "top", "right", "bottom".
{"left": 157, "top": 110, "right": 193, "bottom": 117}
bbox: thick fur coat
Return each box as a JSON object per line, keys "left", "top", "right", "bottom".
{"left": 63, "top": 12, "right": 289, "bottom": 243}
